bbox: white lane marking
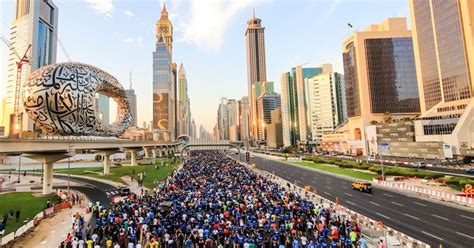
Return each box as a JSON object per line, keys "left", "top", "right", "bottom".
{"left": 376, "top": 212, "right": 390, "bottom": 219}
{"left": 422, "top": 231, "right": 443, "bottom": 241}
{"left": 369, "top": 201, "right": 380, "bottom": 207}
{"left": 384, "top": 193, "right": 394, "bottom": 197}
{"left": 323, "top": 191, "right": 332, "bottom": 196}
{"left": 391, "top": 201, "right": 404, "bottom": 207}
{"left": 344, "top": 193, "right": 353, "bottom": 197}
{"left": 325, "top": 186, "right": 333, "bottom": 189}
{"left": 456, "top": 232, "right": 474, "bottom": 240}
{"left": 345, "top": 201, "right": 355, "bottom": 206}
{"left": 414, "top": 202, "right": 427, "bottom": 207}
{"left": 364, "top": 193, "right": 373, "bottom": 197}
{"left": 342, "top": 186, "right": 348, "bottom": 189}
{"left": 432, "top": 214, "right": 449, "bottom": 221}
{"left": 461, "top": 215, "right": 474, "bottom": 220}
{"left": 106, "top": 192, "right": 111, "bottom": 196}
{"left": 403, "top": 213, "right": 420, "bottom": 220}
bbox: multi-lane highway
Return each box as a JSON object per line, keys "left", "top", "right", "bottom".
{"left": 248, "top": 155, "right": 474, "bottom": 247}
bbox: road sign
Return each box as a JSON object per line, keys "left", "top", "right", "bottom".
{"left": 245, "top": 152, "right": 250, "bottom": 162}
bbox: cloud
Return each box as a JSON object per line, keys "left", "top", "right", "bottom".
{"left": 178, "top": 0, "right": 268, "bottom": 52}
{"left": 85, "top": 0, "right": 113, "bottom": 18}
{"left": 121, "top": 36, "right": 143, "bottom": 45}
{"left": 124, "top": 10, "right": 134, "bottom": 17}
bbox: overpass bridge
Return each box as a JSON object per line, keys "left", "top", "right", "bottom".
{"left": 0, "top": 136, "right": 243, "bottom": 194}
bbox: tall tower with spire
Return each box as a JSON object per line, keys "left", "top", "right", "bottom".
{"left": 177, "top": 63, "right": 190, "bottom": 135}
{"left": 245, "top": 9, "right": 267, "bottom": 143}
{"left": 125, "top": 70, "right": 137, "bottom": 127}
{"left": 152, "top": 3, "right": 175, "bottom": 142}
{"left": 156, "top": 3, "right": 173, "bottom": 52}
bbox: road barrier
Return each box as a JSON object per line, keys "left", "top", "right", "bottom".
{"left": 237, "top": 160, "right": 429, "bottom": 248}
{"left": 373, "top": 178, "right": 474, "bottom": 206}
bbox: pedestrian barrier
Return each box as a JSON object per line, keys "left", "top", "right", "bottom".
{"left": 0, "top": 198, "right": 80, "bottom": 246}
{"left": 373, "top": 178, "right": 474, "bottom": 206}
{"left": 242, "top": 162, "right": 429, "bottom": 248}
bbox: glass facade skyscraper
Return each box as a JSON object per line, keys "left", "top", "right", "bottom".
{"left": 365, "top": 38, "right": 420, "bottom": 114}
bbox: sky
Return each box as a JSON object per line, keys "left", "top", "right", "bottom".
{"left": 0, "top": 0, "right": 410, "bottom": 132}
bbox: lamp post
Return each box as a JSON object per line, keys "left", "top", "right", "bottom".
{"left": 17, "top": 154, "right": 22, "bottom": 183}
{"left": 67, "top": 143, "right": 74, "bottom": 197}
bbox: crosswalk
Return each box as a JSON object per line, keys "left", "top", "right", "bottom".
{"left": 105, "top": 189, "right": 119, "bottom": 198}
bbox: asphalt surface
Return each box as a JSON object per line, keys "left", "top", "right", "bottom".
{"left": 246, "top": 155, "right": 474, "bottom": 247}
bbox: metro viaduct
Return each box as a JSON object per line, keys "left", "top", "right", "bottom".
{"left": 0, "top": 138, "right": 181, "bottom": 194}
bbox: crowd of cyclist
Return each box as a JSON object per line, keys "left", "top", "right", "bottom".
{"left": 62, "top": 150, "right": 368, "bottom": 248}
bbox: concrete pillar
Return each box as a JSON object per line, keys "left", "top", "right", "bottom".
{"left": 103, "top": 154, "right": 110, "bottom": 175}
{"left": 43, "top": 162, "right": 54, "bottom": 195}
{"left": 144, "top": 148, "right": 150, "bottom": 158}
{"left": 130, "top": 151, "right": 137, "bottom": 166}
{"left": 159, "top": 149, "right": 163, "bottom": 157}
{"left": 152, "top": 149, "right": 156, "bottom": 158}
{"left": 24, "top": 153, "right": 69, "bottom": 195}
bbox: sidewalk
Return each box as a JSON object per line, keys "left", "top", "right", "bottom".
{"left": 5, "top": 203, "right": 91, "bottom": 248}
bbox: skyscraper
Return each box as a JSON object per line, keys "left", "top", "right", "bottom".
{"left": 342, "top": 18, "right": 420, "bottom": 155}
{"left": 125, "top": 71, "right": 137, "bottom": 127}
{"left": 306, "top": 66, "right": 347, "bottom": 145}
{"left": 152, "top": 4, "right": 175, "bottom": 142}
{"left": 245, "top": 10, "right": 267, "bottom": 142}
{"left": 97, "top": 94, "right": 110, "bottom": 125}
{"left": 177, "top": 63, "right": 190, "bottom": 136}
{"left": 409, "top": 0, "right": 474, "bottom": 157}
{"left": 280, "top": 66, "right": 324, "bottom": 147}
{"left": 3, "top": 0, "right": 58, "bottom": 137}
{"left": 238, "top": 96, "right": 250, "bottom": 141}
{"left": 257, "top": 93, "right": 281, "bottom": 141}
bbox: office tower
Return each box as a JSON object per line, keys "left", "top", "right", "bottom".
{"left": 177, "top": 63, "right": 190, "bottom": 136}
{"left": 257, "top": 93, "right": 281, "bottom": 141}
{"left": 267, "top": 108, "right": 283, "bottom": 148}
{"left": 342, "top": 18, "right": 420, "bottom": 156}
{"left": 409, "top": 0, "right": 474, "bottom": 157}
{"left": 152, "top": 4, "right": 175, "bottom": 142}
{"left": 217, "top": 98, "right": 229, "bottom": 140}
{"left": 245, "top": 10, "right": 267, "bottom": 142}
{"left": 190, "top": 118, "right": 196, "bottom": 139}
{"left": 238, "top": 96, "right": 250, "bottom": 141}
{"left": 306, "top": 67, "right": 347, "bottom": 145}
{"left": 3, "top": 0, "right": 58, "bottom": 137}
{"left": 97, "top": 94, "right": 110, "bottom": 125}
{"left": 125, "top": 71, "right": 138, "bottom": 127}
{"left": 227, "top": 99, "right": 239, "bottom": 141}
{"left": 280, "top": 66, "right": 324, "bottom": 147}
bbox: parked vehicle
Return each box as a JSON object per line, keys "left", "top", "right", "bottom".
{"left": 465, "top": 168, "right": 474, "bottom": 174}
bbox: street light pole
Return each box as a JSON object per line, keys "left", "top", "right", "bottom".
{"left": 379, "top": 142, "right": 385, "bottom": 181}
{"left": 67, "top": 143, "right": 74, "bottom": 197}
{"left": 17, "top": 154, "right": 22, "bottom": 183}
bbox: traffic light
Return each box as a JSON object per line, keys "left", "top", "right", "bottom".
{"left": 245, "top": 152, "right": 250, "bottom": 162}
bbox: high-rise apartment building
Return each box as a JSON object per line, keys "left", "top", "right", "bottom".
{"left": 342, "top": 18, "right": 420, "bottom": 155}
{"left": 306, "top": 67, "right": 347, "bottom": 145}
{"left": 125, "top": 71, "right": 137, "bottom": 127}
{"left": 217, "top": 98, "right": 230, "bottom": 140}
{"left": 280, "top": 66, "right": 325, "bottom": 147}
{"left": 152, "top": 5, "right": 175, "bottom": 142}
{"left": 245, "top": 10, "right": 267, "bottom": 142}
{"left": 2, "top": 0, "right": 58, "bottom": 137}
{"left": 227, "top": 100, "right": 239, "bottom": 141}
{"left": 409, "top": 0, "right": 474, "bottom": 157}
{"left": 257, "top": 93, "right": 281, "bottom": 141}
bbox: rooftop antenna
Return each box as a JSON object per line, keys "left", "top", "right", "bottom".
{"left": 253, "top": 8, "right": 256, "bottom": 18}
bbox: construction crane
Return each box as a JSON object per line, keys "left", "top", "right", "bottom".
{"left": 1, "top": 34, "right": 32, "bottom": 138}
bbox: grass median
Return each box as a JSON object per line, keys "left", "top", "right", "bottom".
{"left": 0, "top": 192, "right": 57, "bottom": 236}
{"left": 293, "top": 161, "right": 377, "bottom": 181}
{"left": 54, "top": 159, "right": 176, "bottom": 189}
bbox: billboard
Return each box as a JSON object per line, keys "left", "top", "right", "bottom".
{"left": 443, "top": 144, "right": 453, "bottom": 159}
{"left": 153, "top": 93, "right": 169, "bottom": 130}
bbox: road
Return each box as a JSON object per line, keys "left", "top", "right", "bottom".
{"left": 28, "top": 173, "right": 117, "bottom": 207}
{"left": 248, "top": 155, "right": 474, "bottom": 247}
